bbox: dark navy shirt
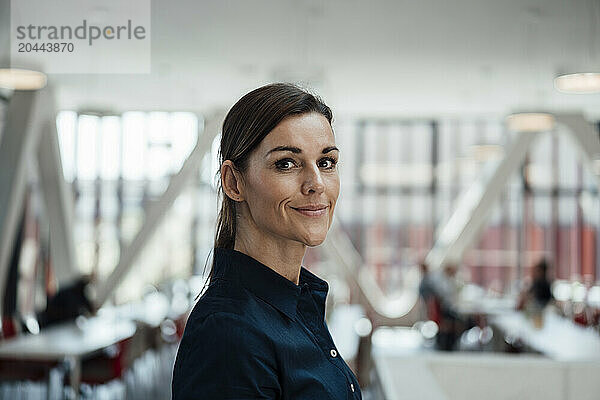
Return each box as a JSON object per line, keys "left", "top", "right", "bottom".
{"left": 172, "top": 247, "right": 363, "bottom": 400}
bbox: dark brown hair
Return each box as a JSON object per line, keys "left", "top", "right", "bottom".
{"left": 207, "top": 83, "right": 333, "bottom": 283}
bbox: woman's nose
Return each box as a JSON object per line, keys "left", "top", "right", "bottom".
{"left": 301, "top": 166, "right": 325, "bottom": 195}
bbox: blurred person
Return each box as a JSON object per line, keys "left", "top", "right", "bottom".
{"left": 418, "top": 262, "right": 434, "bottom": 301}
{"left": 418, "top": 262, "right": 466, "bottom": 350}
{"left": 430, "top": 263, "right": 464, "bottom": 350}
{"left": 517, "top": 259, "right": 553, "bottom": 311}
{"left": 517, "top": 259, "right": 554, "bottom": 328}
{"left": 36, "top": 276, "right": 94, "bottom": 328}
{"left": 418, "top": 262, "right": 439, "bottom": 322}
{"left": 431, "top": 264, "right": 461, "bottom": 313}
{"left": 172, "top": 83, "right": 362, "bottom": 399}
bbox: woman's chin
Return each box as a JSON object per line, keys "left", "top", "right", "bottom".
{"left": 301, "top": 232, "right": 328, "bottom": 247}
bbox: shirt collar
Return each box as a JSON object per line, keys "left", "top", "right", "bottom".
{"left": 212, "top": 247, "right": 329, "bottom": 320}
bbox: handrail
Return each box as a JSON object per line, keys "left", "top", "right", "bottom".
{"left": 322, "top": 220, "right": 421, "bottom": 327}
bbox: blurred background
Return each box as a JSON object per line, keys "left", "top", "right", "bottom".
{"left": 1, "top": 0, "right": 600, "bottom": 399}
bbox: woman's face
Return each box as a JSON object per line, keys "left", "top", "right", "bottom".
{"left": 238, "top": 112, "right": 340, "bottom": 247}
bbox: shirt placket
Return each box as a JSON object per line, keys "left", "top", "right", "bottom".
{"left": 296, "top": 283, "right": 361, "bottom": 398}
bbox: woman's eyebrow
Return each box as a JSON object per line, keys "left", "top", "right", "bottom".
{"left": 266, "top": 145, "right": 301, "bottom": 156}
{"left": 266, "top": 145, "right": 339, "bottom": 157}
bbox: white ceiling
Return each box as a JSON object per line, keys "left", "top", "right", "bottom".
{"left": 2, "top": 0, "right": 600, "bottom": 120}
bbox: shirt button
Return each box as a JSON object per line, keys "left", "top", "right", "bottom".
{"left": 350, "top": 383, "right": 355, "bottom": 392}
{"left": 330, "top": 349, "right": 337, "bottom": 357}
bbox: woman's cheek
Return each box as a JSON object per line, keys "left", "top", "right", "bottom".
{"left": 327, "top": 174, "right": 341, "bottom": 199}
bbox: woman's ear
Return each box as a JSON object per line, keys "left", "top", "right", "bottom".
{"left": 221, "top": 160, "right": 245, "bottom": 202}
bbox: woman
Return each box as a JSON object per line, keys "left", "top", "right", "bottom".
{"left": 172, "top": 83, "right": 362, "bottom": 399}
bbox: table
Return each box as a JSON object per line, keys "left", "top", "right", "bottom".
{"left": 456, "top": 296, "right": 516, "bottom": 317}
{"left": 491, "top": 308, "right": 600, "bottom": 361}
{"left": 0, "top": 316, "right": 136, "bottom": 399}
{"left": 371, "top": 326, "right": 600, "bottom": 400}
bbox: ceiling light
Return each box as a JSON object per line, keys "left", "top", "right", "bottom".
{"left": 554, "top": 72, "right": 600, "bottom": 94}
{"left": 505, "top": 113, "right": 555, "bottom": 132}
{"left": 0, "top": 68, "right": 47, "bottom": 90}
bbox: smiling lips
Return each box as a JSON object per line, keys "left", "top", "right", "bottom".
{"left": 291, "top": 204, "right": 328, "bottom": 217}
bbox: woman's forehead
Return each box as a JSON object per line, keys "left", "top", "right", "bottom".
{"left": 259, "top": 113, "right": 335, "bottom": 153}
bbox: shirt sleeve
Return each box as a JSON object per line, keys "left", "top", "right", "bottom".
{"left": 172, "top": 311, "right": 281, "bottom": 400}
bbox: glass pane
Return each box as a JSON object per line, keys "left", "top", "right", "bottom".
{"left": 100, "top": 116, "right": 121, "bottom": 181}
{"left": 56, "top": 111, "right": 77, "bottom": 182}
{"left": 122, "top": 112, "right": 146, "bottom": 181}
{"left": 76, "top": 115, "right": 99, "bottom": 181}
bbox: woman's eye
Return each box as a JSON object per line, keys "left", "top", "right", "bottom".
{"left": 275, "top": 159, "right": 296, "bottom": 170}
{"left": 319, "top": 157, "right": 338, "bottom": 169}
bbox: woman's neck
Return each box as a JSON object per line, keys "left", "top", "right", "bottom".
{"left": 234, "top": 229, "right": 306, "bottom": 285}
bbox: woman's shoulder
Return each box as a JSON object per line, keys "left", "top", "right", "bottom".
{"left": 172, "top": 284, "right": 281, "bottom": 399}
{"left": 184, "top": 277, "right": 277, "bottom": 335}
{"left": 177, "top": 282, "right": 275, "bottom": 357}
{"left": 186, "top": 279, "right": 247, "bottom": 322}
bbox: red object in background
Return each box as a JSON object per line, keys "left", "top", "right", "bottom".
{"left": 1, "top": 317, "right": 18, "bottom": 340}
{"left": 573, "top": 305, "right": 600, "bottom": 328}
{"left": 574, "top": 312, "right": 588, "bottom": 327}
{"left": 110, "top": 338, "right": 130, "bottom": 380}
{"left": 426, "top": 297, "right": 442, "bottom": 325}
{"left": 582, "top": 226, "right": 596, "bottom": 279}
{"left": 174, "top": 312, "right": 189, "bottom": 339}
{"left": 79, "top": 337, "right": 132, "bottom": 385}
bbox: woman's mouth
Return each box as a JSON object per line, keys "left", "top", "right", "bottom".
{"left": 291, "top": 205, "right": 328, "bottom": 217}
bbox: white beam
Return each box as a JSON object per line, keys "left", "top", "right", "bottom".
{"left": 425, "top": 113, "right": 600, "bottom": 271}
{"left": 94, "top": 112, "right": 223, "bottom": 308}
{"left": 36, "top": 88, "right": 78, "bottom": 287}
{"left": 425, "top": 131, "right": 540, "bottom": 270}
{"left": 323, "top": 220, "right": 421, "bottom": 325}
{"left": 555, "top": 114, "right": 600, "bottom": 190}
{"left": 0, "top": 90, "right": 39, "bottom": 314}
